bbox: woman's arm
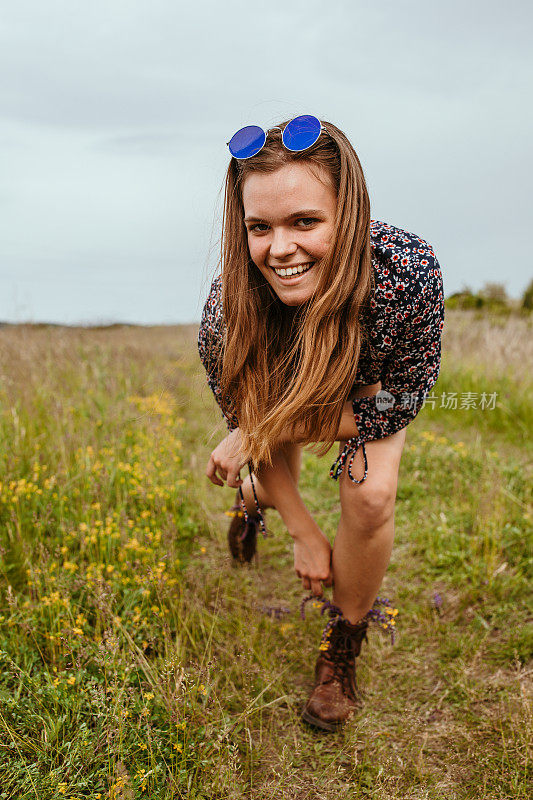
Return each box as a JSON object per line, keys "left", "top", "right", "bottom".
{"left": 206, "top": 430, "right": 333, "bottom": 595}
{"left": 277, "top": 382, "right": 382, "bottom": 444}
{"left": 253, "top": 448, "right": 319, "bottom": 536}
{"left": 254, "top": 448, "right": 333, "bottom": 596}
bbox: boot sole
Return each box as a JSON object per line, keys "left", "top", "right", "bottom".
{"left": 301, "top": 708, "right": 344, "bottom": 732}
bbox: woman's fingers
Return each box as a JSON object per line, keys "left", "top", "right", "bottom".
{"left": 206, "top": 455, "right": 242, "bottom": 487}
{"left": 301, "top": 576, "right": 328, "bottom": 595}
{"left": 226, "top": 468, "right": 243, "bottom": 489}
{"left": 206, "top": 455, "right": 224, "bottom": 486}
{"left": 205, "top": 429, "right": 245, "bottom": 489}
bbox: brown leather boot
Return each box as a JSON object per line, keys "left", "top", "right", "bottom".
{"left": 226, "top": 504, "right": 263, "bottom": 563}
{"left": 301, "top": 615, "right": 368, "bottom": 731}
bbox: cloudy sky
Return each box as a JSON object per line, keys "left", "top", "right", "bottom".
{"left": 1, "top": 0, "right": 531, "bottom": 324}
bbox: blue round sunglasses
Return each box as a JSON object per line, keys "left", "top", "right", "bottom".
{"left": 227, "top": 114, "right": 327, "bottom": 160}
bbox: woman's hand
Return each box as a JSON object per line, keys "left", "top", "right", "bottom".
{"left": 293, "top": 527, "right": 333, "bottom": 598}
{"left": 206, "top": 428, "right": 248, "bottom": 489}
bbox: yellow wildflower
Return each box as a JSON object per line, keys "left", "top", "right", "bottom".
{"left": 279, "top": 622, "right": 294, "bottom": 635}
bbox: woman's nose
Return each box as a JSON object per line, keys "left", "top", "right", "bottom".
{"left": 269, "top": 228, "right": 298, "bottom": 260}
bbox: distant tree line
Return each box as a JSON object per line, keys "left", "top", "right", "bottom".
{"left": 446, "top": 280, "right": 533, "bottom": 312}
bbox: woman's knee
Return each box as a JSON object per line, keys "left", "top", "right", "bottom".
{"left": 338, "top": 428, "right": 406, "bottom": 530}
{"left": 340, "top": 477, "right": 398, "bottom": 530}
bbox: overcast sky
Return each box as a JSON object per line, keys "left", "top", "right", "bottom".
{"left": 0, "top": 0, "right": 531, "bottom": 324}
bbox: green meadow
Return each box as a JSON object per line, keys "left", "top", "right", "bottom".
{"left": 0, "top": 310, "right": 531, "bottom": 799}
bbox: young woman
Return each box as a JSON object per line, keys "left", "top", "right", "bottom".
{"left": 197, "top": 115, "right": 444, "bottom": 731}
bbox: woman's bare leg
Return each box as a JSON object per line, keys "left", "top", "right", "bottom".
{"left": 332, "top": 427, "right": 407, "bottom": 624}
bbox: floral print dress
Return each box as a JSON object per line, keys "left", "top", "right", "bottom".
{"left": 197, "top": 219, "right": 445, "bottom": 526}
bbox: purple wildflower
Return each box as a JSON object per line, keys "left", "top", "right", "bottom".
{"left": 258, "top": 603, "right": 291, "bottom": 619}
{"left": 300, "top": 594, "right": 398, "bottom": 646}
{"left": 432, "top": 592, "right": 443, "bottom": 615}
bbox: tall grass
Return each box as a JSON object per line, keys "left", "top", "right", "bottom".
{"left": 0, "top": 315, "right": 531, "bottom": 799}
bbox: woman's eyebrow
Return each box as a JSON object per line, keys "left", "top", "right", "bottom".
{"left": 244, "top": 209, "right": 325, "bottom": 223}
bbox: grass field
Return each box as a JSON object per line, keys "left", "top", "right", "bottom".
{"left": 0, "top": 310, "right": 531, "bottom": 799}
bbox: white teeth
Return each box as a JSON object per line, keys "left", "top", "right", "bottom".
{"left": 273, "top": 262, "right": 314, "bottom": 277}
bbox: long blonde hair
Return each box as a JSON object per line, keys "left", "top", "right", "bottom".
{"left": 218, "top": 118, "right": 373, "bottom": 470}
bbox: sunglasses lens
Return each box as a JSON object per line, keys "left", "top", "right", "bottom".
{"left": 228, "top": 125, "right": 266, "bottom": 159}
{"left": 282, "top": 115, "right": 322, "bottom": 152}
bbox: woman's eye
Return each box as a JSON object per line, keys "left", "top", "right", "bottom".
{"left": 248, "top": 218, "right": 317, "bottom": 233}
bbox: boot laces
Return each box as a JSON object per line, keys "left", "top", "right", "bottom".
{"left": 300, "top": 594, "right": 399, "bottom": 645}
{"left": 325, "top": 643, "right": 353, "bottom": 672}
{"left": 320, "top": 626, "right": 363, "bottom": 696}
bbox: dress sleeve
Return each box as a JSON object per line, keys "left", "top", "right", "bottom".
{"left": 351, "top": 253, "right": 445, "bottom": 442}
{"left": 197, "top": 277, "right": 239, "bottom": 432}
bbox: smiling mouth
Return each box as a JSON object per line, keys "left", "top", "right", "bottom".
{"left": 270, "top": 261, "right": 316, "bottom": 278}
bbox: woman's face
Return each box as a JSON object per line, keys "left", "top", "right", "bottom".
{"left": 242, "top": 162, "right": 338, "bottom": 306}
